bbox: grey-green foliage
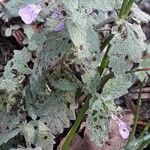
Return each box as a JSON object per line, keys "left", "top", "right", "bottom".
{"left": 37, "top": 95, "right": 76, "bottom": 135}
{"left": 131, "top": 4, "right": 150, "bottom": 23}
{"left": 23, "top": 121, "right": 55, "bottom": 150}
{"left": 0, "top": 48, "right": 31, "bottom": 92}
{"left": 135, "top": 58, "right": 150, "bottom": 81}
{"left": 101, "top": 74, "right": 133, "bottom": 99}
{"left": 0, "top": 113, "right": 21, "bottom": 147}
{"left": 50, "top": 78, "right": 77, "bottom": 91}
{"left": 87, "top": 97, "right": 110, "bottom": 145}
{"left": 63, "top": 0, "right": 122, "bottom": 14}
{"left": 109, "top": 22, "right": 146, "bottom": 76}
{"left": 67, "top": 22, "right": 100, "bottom": 69}
{"left": 80, "top": 0, "right": 122, "bottom": 13}
{"left": 25, "top": 75, "right": 48, "bottom": 120}
{"left": 0, "top": 128, "right": 22, "bottom": 146}
{"left": 24, "top": 74, "right": 76, "bottom": 148}
{"left": 67, "top": 20, "right": 101, "bottom": 94}
{"left": 0, "top": 0, "right": 149, "bottom": 149}
{"left": 33, "top": 30, "right": 72, "bottom": 74}
{"left": 87, "top": 74, "right": 133, "bottom": 145}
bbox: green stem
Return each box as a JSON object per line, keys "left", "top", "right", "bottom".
{"left": 98, "top": 45, "right": 110, "bottom": 76}
{"left": 127, "top": 79, "right": 145, "bottom": 144}
{"left": 123, "top": 0, "right": 134, "bottom": 19}
{"left": 98, "top": 35, "right": 114, "bottom": 76}
{"left": 100, "top": 34, "right": 114, "bottom": 50}
{"left": 119, "top": 0, "right": 129, "bottom": 18}
{"left": 62, "top": 70, "right": 115, "bottom": 149}
{"left": 137, "top": 139, "right": 150, "bottom": 150}
{"left": 125, "top": 134, "right": 150, "bottom": 150}
{"left": 139, "top": 121, "right": 150, "bottom": 138}
{"left": 62, "top": 95, "right": 90, "bottom": 150}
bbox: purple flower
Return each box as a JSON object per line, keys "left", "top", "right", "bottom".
{"left": 51, "top": 9, "right": 65, "bottom": 32}
{"left": 19, "top": 4, "right": 42, "bottom": 24}
{"left": 53, "top": 22, "right": 65, "bottom": 32}
{"left": 112, "top": 114, "right": 129, "bottom": 139}
{"left": 51, "top": 10, "right": 64, "bottom": 19}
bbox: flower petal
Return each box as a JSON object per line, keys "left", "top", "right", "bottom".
{"left": 111, "top": 114, "right": 129, "bottom": 139}
{"left": 19, "top": 4, "right": 42, "bottom": 24}
{"left": 53, "top": 22, "right": 65, "bottom": 32}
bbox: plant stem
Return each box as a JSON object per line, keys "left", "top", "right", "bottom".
{"left": 123, "top": 0, "right": 134, "bottom": 19}
{"left": 62, "top": 95, "right": 90, "bottom": 150}
{"left": 125, "top": 134, "right": 150, "bottom": 150}
{"left": 62, "top": 72, "right": 114, "bottom": 149}
{"left": 139, "top": 121, "right": 150, "bottom": 138}
{"left": 137, "top": 139, "right": 150, "bottom": 150}
{"left": 119, "top": 0, "right": 129, "bottom": 18}
{"left": 98, "top": 45, "right": 110, "bottom": 76}
{"left": 98, "top": 35, "right": 114, "bottom": 76}
{"left": 127, "top": 79, "right": 145, "bottom": 144}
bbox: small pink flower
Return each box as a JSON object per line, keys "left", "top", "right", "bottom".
{"left": 111, "top": 114, "right": 129, "bottom": 139}
{"left": 19, "top": 4, "right": 42, "bottom": 24}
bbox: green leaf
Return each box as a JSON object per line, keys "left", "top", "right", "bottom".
{"left": 51, "top": 78, "right": 77, "bottom": 91}
{"left": 63, "top": 0, "right": 79, "bottom": 12}
{"left": 23, "top": 121, "right": 55, "bottom": 150}
{"left": 80, "top": 0, "right": 122, "bottom": 12}
{"left": 109, "top": 22, "right": 146, "bottom": 75}
{"left": 34, "top": 30, "right": 72, "bottom": 74}
{"left": 101, "top": 74, "right": 133, "bottom": 99}
{"left": 3, "top": 48, "right": 31, "bottom": 79}
{"left": 0, "top": 128, "right": 22, "bottom": 146}
{"left": 37, "top": 95, "right": 76, "bottom": 135}
{"left": 0, "top": 79, "right": 17, "bottom": 92}
{"left": 87, "top": 97, "right": 110, "bottom": 145}
{"left": 82, "top": 70, "right": 101, "bottom": 94}
{"left": 25, "top": 75, "right": 49, "bottom": 120}
{"left": 67, "top": 22, "right": 102, "bottom": 94}
{"left": 131, "top": 4, "right": 150, "bottom": 23}
{"left": 67, "top": 22, "right": 100, "bottom": 69}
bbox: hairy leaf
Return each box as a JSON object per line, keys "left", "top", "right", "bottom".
{"left": 87, "top": 97, "right": 110, "bottom": 145}
{"left": 37, "top": 95, "right": 76, "bottom": 135}
{"left": 101, "top": 74, "right": 133, "bottom": 99}
{"left": 131, "top": 4, "right": 150, "bottom": 23}
{"left": 23, "top": 121, "right": 55, "bottom": 150}
{"left": 50, "top": 78, "right": 77, "bottom": 92}
{"left": 34, "top": 30, "right": 72, "bottom": 74}
{"left": 109, "top": 22, "right": 146, "bottom": 75}
{"left": 0, "top": 128, "right": 22, "bottom": 146}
